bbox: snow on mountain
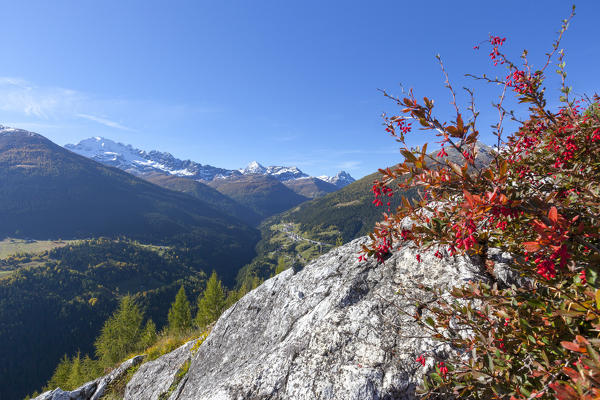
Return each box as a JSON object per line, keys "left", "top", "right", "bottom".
{"left": 241, "top": 161, "right": 267, "bottom": 175}
{"left": 317, "top": 171, "right": 356, "bottom": 187}
{"left": 65, "top": 137, "right": 354, "bottom": 187}
{"left": 239, "top": 162, "right": 308, "bottom": 181}
{"left": 65, "top": 137, "right": 238, "bottom": 180}
{"left": 264, "top": 165, "right": 308, "bottom": 181}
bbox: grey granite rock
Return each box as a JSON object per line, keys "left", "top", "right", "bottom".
{"left": 124, "top": 340, "right": 195, "bottom": 400}
{"left": 33, "top": 355, "right": 144, "bottom": 400}
{"left": 173, "top": 237, "right": 481, "bottom": 400}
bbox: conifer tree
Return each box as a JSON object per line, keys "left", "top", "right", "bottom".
{"left": 66, "top": 351, "right": 82, "bottom": 390}
{"left": 94, "top": 295, "right": 143, "bottom": 366}
{"left": 225, "top": 288, "right": 240, "bottom": 309}
{"left": 45, "top": 354, "right": 71, "bottom": 390}
{"left": 81, "top": 354, "right": 101, "bottom": 383}
{"left": 168, "top": 285, "right": 192, "bottom": 334}
{"left": 138, "top": 319, "right": 157, "bottom": 350}
{"left": 195, "top": 271, "right": 226, "bottom": 328}
{"left": 275, "top": 256, "right": 287, "bottom": 275}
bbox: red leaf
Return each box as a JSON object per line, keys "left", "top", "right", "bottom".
{"left": 531, "top": 220, "right": 549, "bottom": 234}
{"left": 549, "top": 382, "right": 579, "bottom": 400}
{"left": 561, "top": 341, "right": 586, "bottom": 353}
{"left": 463, "top": 190, "right": 475, "bottom": 208}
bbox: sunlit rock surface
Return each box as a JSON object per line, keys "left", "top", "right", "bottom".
{"left": 177, "top": 238, "right": 480, "bottom": 399}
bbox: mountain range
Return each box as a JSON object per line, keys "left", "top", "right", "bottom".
{"left": 0, "top": 125, "right": 259, "bottom": 280}
{"left": 65, "top": 137, "right": 355, "bottom": 187}
{"left": 65, "top": 136, "right": 356, "bottom": 220}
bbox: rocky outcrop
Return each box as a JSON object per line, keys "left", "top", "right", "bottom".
{"left": 174, "top": 238, "right": 481, "bottom": 399}
{"left": 124, "top": 340, "right": 195, "bottom": 400}
{"left": 34, "top": 355, "right": 144, "bottom": 400}
{"left": 36, "top": 237, "right": 483, "bottom": 399}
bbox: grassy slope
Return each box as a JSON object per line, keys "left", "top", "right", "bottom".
{"left": 282, "top": 177, "right": 338, "bottom": 199}
{"left": 0, "top": 238, "right": 76, "bottom": 258}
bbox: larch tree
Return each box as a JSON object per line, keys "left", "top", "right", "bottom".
{"left": 195, "top": 271, "right": 226, "bottom": 328}
{"left": 168, "top": 285, "right": 192, "bottom": 334}
{"left": 94, "top": 295, "right": 143, "bottom": 366}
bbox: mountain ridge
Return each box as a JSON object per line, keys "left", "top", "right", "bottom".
{"left": 65, "top": 136, "right": 355, "bottom": 186}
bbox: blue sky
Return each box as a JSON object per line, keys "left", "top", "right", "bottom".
{"left": 0, "top": 1, "right": 597, "bottom": 179}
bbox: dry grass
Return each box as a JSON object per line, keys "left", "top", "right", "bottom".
{"left": 0, "top": 238, "right": 77, "bottom": 258}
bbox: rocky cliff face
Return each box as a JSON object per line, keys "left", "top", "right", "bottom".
{"left": 36, "top": 237, "right": 484, "bottom": 400}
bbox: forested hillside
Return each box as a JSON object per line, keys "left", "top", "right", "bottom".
{"left": 0, "top": 239, "right": 208, "bottom": 400}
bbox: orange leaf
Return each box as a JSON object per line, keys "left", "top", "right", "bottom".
{"left": 562, "top": 367, "right": 579, "bottom": 380}
{"left": 548, "top": 206, "right": 558, "bottom": 225}
{"left": 575, "top": 335, "right": 589, "bottom": 345}
{"left": 523, "top": 242, "right": 541, "bottom": 252}
{"left": 446, "top": 126, "right": 460, "bottom": 137}
{"left": 456, "top": 114, "right": 464, "bottom": 136}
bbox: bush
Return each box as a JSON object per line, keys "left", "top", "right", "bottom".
{"left": 363, "top": 7, "right": 600, "bottom": 399}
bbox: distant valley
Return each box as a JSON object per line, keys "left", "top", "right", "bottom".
{"left": 235, "top": 142, "right": 496, "bottom": 286}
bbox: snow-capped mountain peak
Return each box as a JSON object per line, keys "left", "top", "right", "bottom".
{"left": 239, "top": 162, "right": 309, "bottom": 181}
{"left": 65, "top": 137, "right": 355, "bottom": 188}
{"left": 66, "top": 136, "right": 145, "bottom": 164}
{"left": 317, "top": 171, "right": 356, "bottom": 187}
{"left": 242, "top": 161, "right": 267, "bottom": 175}
{"left": 65, "top": 137, "right": 237, "bottom": 180}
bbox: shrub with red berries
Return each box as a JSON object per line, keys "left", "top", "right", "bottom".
{"left": 363, "top": 7, "right": 600, "bottom": 399}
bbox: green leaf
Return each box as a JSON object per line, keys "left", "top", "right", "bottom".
{"left": 487, "top": 354, "right": 495, "bottom": 373}
{"left": 430, "top": 372, "right": 443, "bottom": 384}
{"left": 541, "top": 350, "right": 550, "bottom": 368}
